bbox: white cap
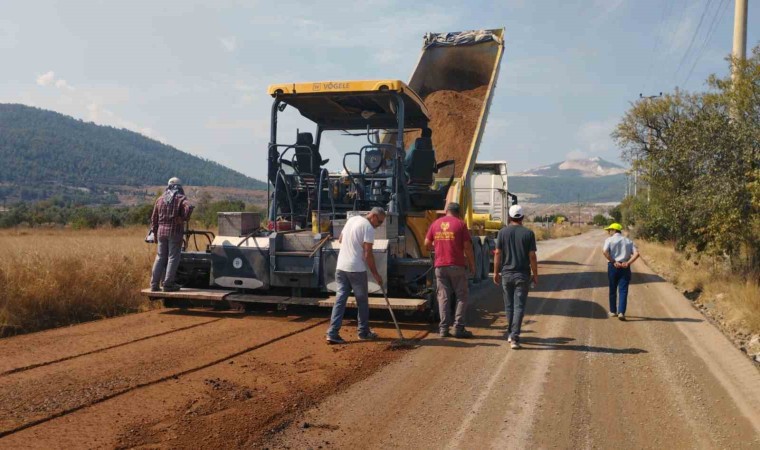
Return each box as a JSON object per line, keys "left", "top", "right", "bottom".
{"left": 168, "top": 177, "right": 182, "bottom": 186}
{"left": 509, "top": 204, "right": 524, "bottom": 219}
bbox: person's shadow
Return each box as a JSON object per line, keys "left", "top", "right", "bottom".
{"left": 518, "top": 336, "right": 648, "bottom": 354}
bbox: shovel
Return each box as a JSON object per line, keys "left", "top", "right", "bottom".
{"left": 380, "top": 286, "right": 411, "bottom": 348}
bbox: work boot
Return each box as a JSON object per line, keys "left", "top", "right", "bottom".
{"left": 150, "top": 286, "right": 160, "bottom": 292}
{"left": 439, "top": 329, "right": 451, "bottom": 338}
{"left": 358, "top": 331, "right": 378, "bottom": 341}
{"left": 454, "top": 328, "right": 474, "bottom": 339}
{"left": 326, "top": 335, "right": 346, "bottom": 345}
{"left": 162, "top": 284, "right": 181, "bottom": 292}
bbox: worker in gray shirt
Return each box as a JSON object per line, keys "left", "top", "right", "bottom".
{"left": 493, "top": 205, "right": 538, "bottom": 349}
{"left": 602, "top": 223, "right": 640, "bottom": 320}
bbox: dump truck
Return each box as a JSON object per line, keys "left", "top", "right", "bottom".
{"left": 143, "top": 29, "right": 507, "bottom": 314}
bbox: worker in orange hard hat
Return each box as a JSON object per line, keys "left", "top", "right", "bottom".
{"left": 602, "top": 223, "right": 640, "bottom": 320}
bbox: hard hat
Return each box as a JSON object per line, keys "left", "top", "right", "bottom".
{"left": 605, "top": 223, "right": 623, "bottom": 231}
{"left": 508, "top": 204, "right": 524, "bottom": 219}
{"left": 168, "top": 177, "right": 182, "bottom": 186}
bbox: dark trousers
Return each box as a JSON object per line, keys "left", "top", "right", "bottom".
{"left": 501, "top": 272, "right": 530, "bottom": 342}
{"left": 607, "top": 262, "right": 631, "bottom": 314}
{"left": 435, "top": 266, "right": 469, "bottom": 331}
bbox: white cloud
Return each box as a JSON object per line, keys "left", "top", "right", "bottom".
{"left": 219, "top": 36, "right": 237, "bottom": 53}
{"left": 576, "top": 117, "right": 618, "bottom": 153}
{"left": 87, "top": 101, "right": 164, "bottom": 142}
{"left": 55, "top": 79, "right": 74, "bottom": 91}
{"left": 37, "top": 72, "right": 75, "bottom": 90}
{"left": 36, "top": 71, "right": 55, "bottom": 86}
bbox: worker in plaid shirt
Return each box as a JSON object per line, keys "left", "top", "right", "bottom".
{"left": 150, "top": 177, "right": 194, "bottom": 292}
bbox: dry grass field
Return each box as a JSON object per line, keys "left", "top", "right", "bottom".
{"left": 0, "top": 227, "right": 156, "bottom": 337}
{"left": 639, "top": 240, "right": 760, "bottom": 338}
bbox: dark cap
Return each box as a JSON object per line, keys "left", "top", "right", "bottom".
{"left": 446, "top": 202, "right": 460, "bottom": 212}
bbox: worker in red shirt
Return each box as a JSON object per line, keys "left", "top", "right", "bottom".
{"left": 424, "top": 203, "right": 477, "bottom": 338}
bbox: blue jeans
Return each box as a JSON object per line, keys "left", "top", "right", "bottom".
{"left": 501, "top": 272, "right": 530, "bottom": 342}
{"left": 151, "top": 236, "right": 183, "bottom": 289}
{"left": 327, "top": 270, "right": 370, "bottom": 338}
{"left": 608, "top": 263, "right": 631, "bottom": 314}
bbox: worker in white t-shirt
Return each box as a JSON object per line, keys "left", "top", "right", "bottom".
{"left": 326, "top": 207, "right": 386, "bottom": 344}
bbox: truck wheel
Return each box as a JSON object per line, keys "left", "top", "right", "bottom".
{"left": 481, "top": 239, "right": 492, "bottom": 280}
{"left": 471, "top": 238, "right": 483, "bottom": 284}
{"left": 426, "top": 289, "right": 439, "bottom": 324}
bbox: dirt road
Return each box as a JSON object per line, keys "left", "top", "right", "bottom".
{"left": 0, "top": 231, "right": 758, "bottom": 449}
{"left": 270, "top": 231, "right": 760, "bottom": 450}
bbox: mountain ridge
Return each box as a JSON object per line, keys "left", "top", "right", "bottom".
{"left": 509, "top": 157, "right": 627, "bottom": 204}
{"left": 517, "top": 157, "right": 627, "bottom": 178}
{"left": 0, "top": 104, "right": 266, "bottom": 203}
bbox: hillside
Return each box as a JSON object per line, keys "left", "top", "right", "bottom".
{"left": 509, "top": 158, "right": 627, "bottom": 203}
{"left": 517, "top": 157, "right": 626, "bottom": 178}
{"left": 0, "top": 104, "right": 266, "bottom": 203}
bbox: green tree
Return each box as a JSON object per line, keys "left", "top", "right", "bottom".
{"left": 613, "top": 45, "right": 760, "bottom": 269}
{"left": 592, "top": 214, "right": 609, "bottom": 226}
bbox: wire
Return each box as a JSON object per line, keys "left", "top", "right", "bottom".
{"left": 644, "top": 0, "right": 675, "bottom": 92}
{"left": 682, "top": 0, "right": 730, "bottom": 87}
{"left": 674, "top": 0, "right": 715, "bottom": 81}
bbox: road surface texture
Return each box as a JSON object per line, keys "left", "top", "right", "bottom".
{"left": 269, "top": 231, "right": 760, "bottom": 450}
{"left": 0, "top": 231, "right": 757, "bottom": 449}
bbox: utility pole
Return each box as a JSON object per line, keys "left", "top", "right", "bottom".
{"left": 730, "top": 0, "right": 748, "bottom": 120}
{"left": 639, "top": 92, "right": 662, "bottom": 203}
{"left": 577, "top": 193, "right": 581, "bottom": 228}
{"left": 732, "top": 0, "right": 748, "bottom": 82}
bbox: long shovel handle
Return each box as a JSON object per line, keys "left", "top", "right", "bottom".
{"left": 381, "top": 286, "right": 405, "bottom": 341}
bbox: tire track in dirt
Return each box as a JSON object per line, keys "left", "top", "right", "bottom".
{"left": 0, "top": 309, "right": 215, "bottom": 375}
{"left": 0, "top": 319, "right": 421, "bottom": 449}
{"left": 0, "top": 319, "right": 327, "bottom": 439}
{"left": 0, "top": 318, "right": 222, "bottom": 377}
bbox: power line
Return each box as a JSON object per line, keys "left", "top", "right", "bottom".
{"left": 644, "top": 0, "right": 675, "bottom": 93}
{"left": 674, "top": 0, "right": 715, "bottom": 80}
{"left": 682, "top": 0, "right": 731, "bottom": 86}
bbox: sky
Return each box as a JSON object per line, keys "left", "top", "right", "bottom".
{"left": 1, "top": 0, "right": 758, "bottom": 181}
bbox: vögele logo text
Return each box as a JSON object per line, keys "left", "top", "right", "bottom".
{"left": 322, "top": 82, "right": 349, "bottom": 90}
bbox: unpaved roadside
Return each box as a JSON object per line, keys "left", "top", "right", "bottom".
{"left": 0, "top": 304, "right": 424, "bottom": 448}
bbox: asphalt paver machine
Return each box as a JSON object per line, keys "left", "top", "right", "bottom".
{"left": 144, "top": 29, "right": 506, "bottom": 314}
